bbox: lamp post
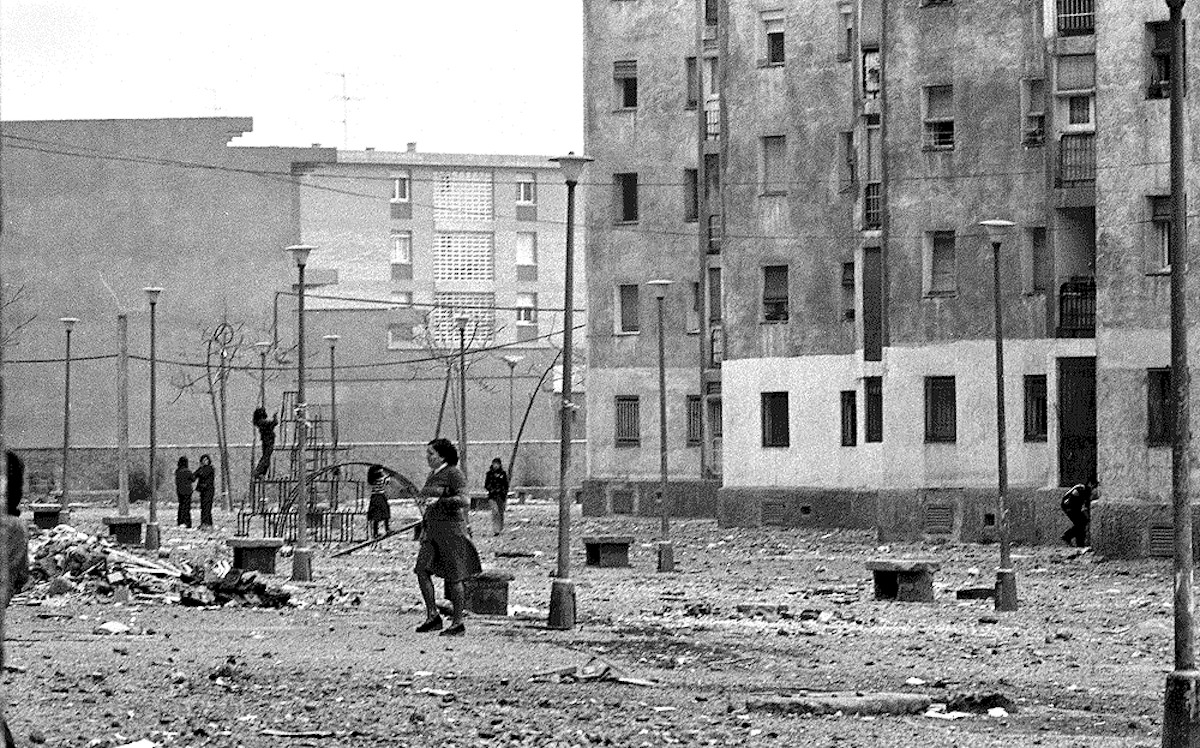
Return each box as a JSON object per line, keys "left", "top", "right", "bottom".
{"left": 143, "top": 287, "right": 162, "bottom": 550}
{"left": 288, "top": 245, "right": 316, "bottom": 583}
{"left": 648, "top": 279, "right": 674, "bottom": 573}
{"left": 548, "top": 151, "right": 592, "bottom": 630}
{"left": 1161, "top": 2, "right": 1199, "bottom": 744}
{"left": 980, "top": 220, "right": 1017, "bottom": 612}
{"left": 454, "top": 316, "right": 470, "bottom": 480}
{"left": 502, "top": 355, "right": 525, "bottom": 442}
{"left": 58, "top": 317, "right": 79, "bottom": 511}
{"left": 323, "top": 334, "right": 340, "bottom": 456}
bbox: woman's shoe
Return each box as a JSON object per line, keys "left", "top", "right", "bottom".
{"left": 439, "top": 622, "right": 466, "bottom": 637}
{"left": 415, "top": 615, "right": 444, "bottom": 633}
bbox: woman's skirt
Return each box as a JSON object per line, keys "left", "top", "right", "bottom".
{"left": 414, "top": 518, "right": 482, "bottom": 583}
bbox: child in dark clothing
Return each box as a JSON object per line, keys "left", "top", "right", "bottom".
{"left": 2, "top": 450, "right": 29, "bottom": 747}
{"left": 366, "top": 464, "right": 392, "bottom": 538}
{"left": 175, "top": 456, "right": 195, "bottom": 528}
{"left": 253, "top": 407, "right": 278, "bottom": 479}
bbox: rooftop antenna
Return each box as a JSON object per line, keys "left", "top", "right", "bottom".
{"left": 331, "top": 73, "right": 361, "bottom": 149}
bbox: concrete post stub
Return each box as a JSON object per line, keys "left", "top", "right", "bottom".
{"left": 1162, "top": 670, "right": 1200, "bottom": 746}
{"left": 548, "top": 577, "right": 576, "bottom": 630}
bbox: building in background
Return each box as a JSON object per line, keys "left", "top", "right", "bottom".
{"left": 583, "top": 0, "right": 1194, "bottom": 555}
{"left": 297, "top": 146, "right": 586, "bottom": 484}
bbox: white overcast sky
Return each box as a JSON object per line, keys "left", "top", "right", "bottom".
{"left": 0, "top": 0, "right": 584, "bottom": 155}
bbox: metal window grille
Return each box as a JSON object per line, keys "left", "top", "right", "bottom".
{"left": 431, "top": 292, "right": 495, "bottom": 347}
{"left": 925, "top": 505, "right": 954, "bottom": 535}
{"left": 615, "top": 396, "right": 641, "bottom": 447}
{"left": 1068, "top": 95, "right": 1092, "bottom": 125}
{"left": 686, "top": 395, "right": 702, "bottom": 446}
{"left": 434, "top": 232, "right": 494, "bottom": 282}
{"left": 434, "top": 170, "right": 494, "bottom": 221}
{"left": 1024, "top": 375, "right": 1048, "bottom": 441}
{"left": 761, "top": 391, "right": 790, "bottom": 447}
{"left": 865, "top": 376, "right": 883, "bottom": 443}
{"left": 864, "top": 182, "right": 882, "bottom": 229}
{"left": 924, "top": 376, "right": 957, "bottom": 443}
{"left": 1056, "top": 0, "right": 1094, "bottom": 37}
{"left": 1056, "top": 133, "right": 1096, "bottom": 187}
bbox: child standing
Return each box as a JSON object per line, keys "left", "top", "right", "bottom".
{"left": 175, "top": 456, "right": 195, "bottom": 528}
{"left": 366, "top": 464, "right": 392, "bottom": 538}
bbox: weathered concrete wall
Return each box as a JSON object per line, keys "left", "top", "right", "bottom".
{"left": 4, "top": 118, "right": 335, "bottom": 449}
{"left": 583, "top": 0, "right": 708, "bottom": 484}
{"left": 1092, "top": 498, "right": 1200, "bottom": 559}
{"left": 581, "top": 478, "right": 719, "bottom": 519}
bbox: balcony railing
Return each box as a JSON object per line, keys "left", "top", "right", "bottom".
{"left": 1057, "top": 0, "right": 1094, "bottom": 36}
{"left": 707, "top": 213, "right": 722, "bottom": 253}
{"left": 1057, "top": 277, "right": 1095, "bottom": 338}
{"left": 704, "top": 100, "right": 720, "bottom": 140}
{"left": 1056, "top": 133, "right": 1096, "bottom": 187}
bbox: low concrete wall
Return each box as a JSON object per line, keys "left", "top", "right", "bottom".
{"left": 581, "top": 479, "right": 720, "bottom": 519}
{"left": 717, "top": 486, "right": 1068, "bottom": 546}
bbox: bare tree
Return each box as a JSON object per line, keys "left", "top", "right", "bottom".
{"left": 0, "top": 284, "right": 36, "bottom": 347}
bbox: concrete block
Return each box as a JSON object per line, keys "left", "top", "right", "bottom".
{"left": 102, "top": 516, "right": 146, "bottom": 545}
{"left": 465, "top": 569, "right": 515, "bottom": 616}
{"left": 227, "top": 537, "right": 285, "bottom": 574}
{"left": 866, "top": 558, "right": 940, "bottom": 602}
{"left": 583, "top": 535, "right": 634, "bottom": 567}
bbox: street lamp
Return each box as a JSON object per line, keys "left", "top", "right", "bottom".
{"left": 980, "top": 219, "right": 1016, "bottom": 612}
{"left": 454, "top": 315, "right": 470, "bottom": 481}
{"left": 58, "top": 317, "right": 79, "bottom": 512}
{"left": 254, "top": 341, "right": 271, "bottom": 407}
{"left": 143, "top": 287, "right": 162, "bottom": 550}
{"left": 648, "top": 279, "right": 674, "bottom": 573}
{"left": 548, "top": 151, "right": 592, "bottom": 630}
{"left": 288, "top": 244, "right": 316, "bottom": 582}
{"left": 502, "top": 355, "right": 525, "bottom": 442}
{"left": 323, "top": 334, "right": 340, "bottom": 456}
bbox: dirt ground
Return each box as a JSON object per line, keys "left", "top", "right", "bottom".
{"left": 1, "top": 501, "right": 1174, "bottom": 747}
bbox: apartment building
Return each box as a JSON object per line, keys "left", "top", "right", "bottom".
{"left": 296, "top": 147, "right": 586, "bottom": 476}
{"left": 584, "top": 0, "right": 1193, "bottom": 554}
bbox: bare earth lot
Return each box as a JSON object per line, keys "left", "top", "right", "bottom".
{"left": 2, "top": 502, "right": 1173, "bottom": 747}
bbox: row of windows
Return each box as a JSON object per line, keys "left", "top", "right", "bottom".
{"left": 613, "top": 394, "right": 717, "bottom": 448}
{"left": 385, "top": 291, "right": 542, "bottom": 349}
{"left": 386, "top": 171, "right": 540, "bottom": 220}
{"left": 389, "top": 231, "right": 540, "bottom": 272}
{"left": 613, "top": 272, "right": 722, "bottom": 335}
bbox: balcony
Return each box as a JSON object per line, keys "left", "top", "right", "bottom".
{"left": 1057, "top": 0, "right": 1094, "bottom": 37}
{"left": 707, "top": 213, "right": 722, "bottom": 253}
{"left": 704, "top": 100, "right": 720, "bottom": 141}
{"left": 1056, "top": 277, "right": 1095, "bottom": 338}
{"left": 1056, "top": 133, "right": 1095, "bottom": 188}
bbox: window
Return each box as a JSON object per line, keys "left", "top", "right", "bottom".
{"left": 1057, "top": 0, "right": 1094, "bottom": 37}
{"left": 391, "top": 173, "right": 411, "bottom": 202}
{"left": 763, "top": 12, "right": 785, "bottom": 65}
{"left": 516, "top": 173, "right": 536, "bottom": 204}
{"left": 684, "top": 168, "right": 699, "bottom": 222}
{"left": 516, "top": 232, "right": 538, "bottom": 266}
{"left": 865, "top": 376, "right": 883, "bottom": 442}
{"left": 1028, "top": 227, "right": 1050, "bottom": 293}
{"left": 615, "top": 396, "right": 641, "bottom": 447}
{"left": 705, "top": 0, "right": 718, "bottom": 26}
{"left": 708, "top": 267, "right": 722, "bottom": 322}
{"left": 761, "top": 392, "right": 790, "bottom": 447}
{"left": 614, "top": 60, "right": 638, "bottom": 108}
{"left": 614, "top": 173, "right": 639, "bottom": 222}
{"left": 1067, "top": 95, "right": 1092, "bottom": 125}
{"left": 431, "top": 292, "right": 496, "bottom": 347}
{"left": 434, "top": 171, "right": 494, "bottom": 220}
{"left": 515, "top": 292, "right": 537, "bottom": 323}
{"left": 707, "top": 382, "right": 723, "bottom": 438}
{"left": 1022, "top": 78, "right": 1046, "bottom": 146}
{"left": 686, "top": 395, "right": 702, "bottom": 446}
{"left": 761, "top": 135, "right": 787, "bottom": 194}
{"left": 1148, "top": 368, "right": 1172, "bottom": 446}
{"left": 838, "top": 2, "right": 854, "bottom": 62}
{"left": 391, "top": 290, "right": 413, "bottom": 306}
{"left": 1152, "top": 195, "right": 1173, "bottom": 270}
{"left": 862, "top": 48, "right": 881, "bottom": 98}
{"left": 925, "top": 231, "right": 956, "bottom": 296}
{"left": 686, "top": 281, "right": 701, "bottom": 334}
{"left": 387, "top": 323, "right": 415, "bottom": 348}
{"left": 924, "top": 376, "right": 957, "bottom": 443}
{"left": 434, "top": 232, "right": 494, "bottom": 281}
{"left": 864, "top": 182, "right": 882, "bottom": 229}
{"left": 685, "top": 56, "right": 699, "bottom": 108}
{"left": 706, "top": 57, "right": 719, "bottom": 96}
{"left": 840, "top": 130, "right": 857, "bottom": 188}
{"left": 762, "top": 265, "right": 789, "bottom": 322}
{"left": 390, "top": 230, "right": 412, "bottom": 265}
{"left": 922, "top": 85, "right": 954, "bottom": 149}
{"left": 617, "top": 284, "right": 640, "bottom": 333}
{"left": 1024, "top": 375, "right": 1048, "bottom": 441}
{"left": 840, "top": 390, "right": 858, "bottom": 446}
{"left": 1147, "top": 22, "right": 1184, "bottom": 99}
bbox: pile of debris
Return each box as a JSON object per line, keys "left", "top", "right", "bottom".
{"left": 26, "top": 525, "right": 290, "bottom": 608}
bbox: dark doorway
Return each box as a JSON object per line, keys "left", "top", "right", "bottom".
{"left": 1058, "top": 357, "right": 1097, "bottom": 487}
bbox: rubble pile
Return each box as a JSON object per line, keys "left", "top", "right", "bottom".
{"left": 26, "top": 525, "right": 291, "bottom": 608}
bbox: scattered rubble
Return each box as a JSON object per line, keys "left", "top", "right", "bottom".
{"left": 530, "top": 656, "right": 658, "bottom": 688}
{"left": 25, "top": 525, "right": 290, "bottom": 608}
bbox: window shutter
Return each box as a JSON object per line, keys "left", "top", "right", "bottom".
{"left": 763, "top": 265, "right": 788, "bottom": 299}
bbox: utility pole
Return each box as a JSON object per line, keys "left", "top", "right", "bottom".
{"left": 1161, "top": 1, "right": 1198, "bottom": 745}
{"left": 117, "top": 313, "right": 130, "bottom": 516}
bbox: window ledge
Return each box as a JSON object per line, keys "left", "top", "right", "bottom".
{"left": 516, "top": 201, "right": 537, "bottom": 207}
{"left": 760, "top": 318, "right": 790, "bottom": 325}
{"left": 924, "top": 439, "right": 957, "bottom": 445}
{"left": 611, "top": 107, "right": 637, "bottom": 113}
{"left": 761, "top": 444, "right": 791, "bottom": 449}
{"left": 613, "top": 330, "right": 641, "bottom": 337}
{"left": 614, "top": 443, "right": 641, "bottom": 449}
{"left": 759, "top": 62, "right": 785, "bottom": 69}
{"left": 1023, "top": 436, "right": 1048, "bottom": 443}
{"left": 759, "top": 190, "right": 788, "bottom": 198}
{"left": 614, "top": 220, "right": 639, "bottom": 226}
{"left": 922, "top": 145, "right": 955, "bottom": 152}
{"left": 389, "top": 199, "right": 410, "bottom": 204}
{"left": 1147, "top": 269, "right": 1171, "bottom": 277}
{"left": 923, "top": 292, "right": 957, "bottom": 299}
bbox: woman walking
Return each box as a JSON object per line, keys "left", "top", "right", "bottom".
{"left": 174, "top": 456, "right": 195, "bottom": 528}
{"left": 484, "top": 457, "right": 510, "bottom": 537}
{"left": 413, "top": 438, "right": 481, "bottom": 637}
{"left": 194, "top": 454, "right": 216, "bottom": 530}
{"left": 1, "top": 451, "right": 29, "bottom": 747}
